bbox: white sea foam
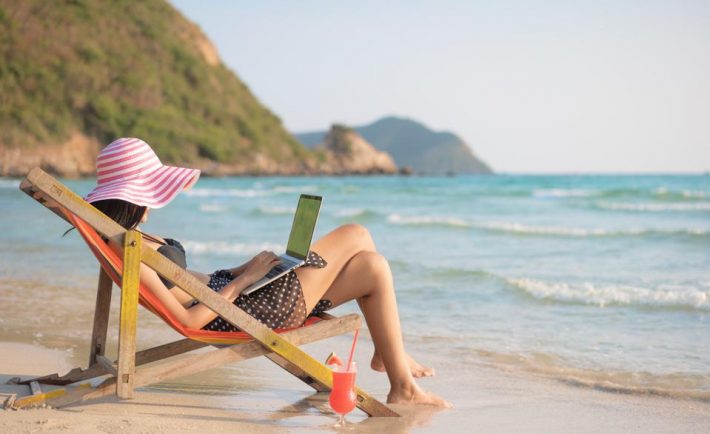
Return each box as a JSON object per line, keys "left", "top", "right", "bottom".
{"left": 533, "top": 188, "right": 597, "bottom": 198}
{"left": 0, "top": 179, "right": 20, "bottom": 189}
{"left": 478, "top": 222, "right": 615, "bottom": 237}
{"left": 199, "top": 203, "right": 228, "bottom": 213}
{"left": 333, "top": 208, "right": 367, "bottom": 218}
{"left": 682, "top": 190, "right": 707, "bottom": 198}
{"left": 272, "top": 185, "right": 317, "bottom": 193}
{"left": 185, "top": 188, "right": 269, "bottom": 198}
{"left": 387, "top": 213, "right": 470, "bottom": 227}
{"left": 182, "top": 240, "right": 284, "bottom": 256}
{"left": 257, "top": 205, "right": 295, "bottom": 215}
{"left": 506, "top": 277, "right": 710, "bottom": 310}
{"left": 474, "top": 348, "right": 710, "bottom": 402}
{"left": 653, "top": 187, "right": 707, "bottom": 199}
{"left": 478, "top": 221, "right": 709, "bottom": 238}
{"left": 596, "top": 201, "right": 710, "bottom": 212}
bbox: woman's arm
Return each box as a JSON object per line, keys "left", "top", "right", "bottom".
{"left": 172, "top": 265, "right": 249, "bottom": 307}
{"left": 139, "top": 262, "right": 255, "bottom": 329}
{"left": 134, "top": 251, "right": 280, "bottom": 330}
{"left": 227, "top": 261, "right": 250, "bottom": 277}
{"left": 166, "top": 270, "right": 210, "bottom": 307}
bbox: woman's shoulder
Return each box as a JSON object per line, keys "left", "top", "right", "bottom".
{"left": 162, "top": 238, "right": 185, "bottom": 253}
{"left": 139, "top": 230, "right": 185, "bottom": 253}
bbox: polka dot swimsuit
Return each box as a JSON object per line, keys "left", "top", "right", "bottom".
{"left": 198, "top": 250, "right": 334, "bottom": 331}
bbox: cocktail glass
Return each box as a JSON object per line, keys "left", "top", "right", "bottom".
{"left": 329, "top": 362, "right": 357, "bottom": 427}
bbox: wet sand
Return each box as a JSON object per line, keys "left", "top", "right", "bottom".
{"left": 1, "top": 341, "right": 709, "bottom": 434}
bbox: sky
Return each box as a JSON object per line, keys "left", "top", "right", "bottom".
{"left": 170, "top": 0, "right": 709, "bottom": 173}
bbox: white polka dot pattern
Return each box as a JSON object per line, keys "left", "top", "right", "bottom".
{"left": 196, "top": 251, "right": 333, "bottom": 330}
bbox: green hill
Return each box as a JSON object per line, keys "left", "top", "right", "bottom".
{"left": 296, "top": 116, "right": 493, "bottom": 175}
{"left": 0, "top": 0, "right": 315, "bottom": 175}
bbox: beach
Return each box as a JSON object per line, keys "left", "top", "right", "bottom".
{"left": 2, "top": 341, "right": 709, "bottom": 433}
{"left": 1, "top": 174, "right": 709, "bottom": 432}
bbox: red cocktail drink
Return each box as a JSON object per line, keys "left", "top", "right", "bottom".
{"left": 329, "top": 362, "right": 357, "bottom": 425}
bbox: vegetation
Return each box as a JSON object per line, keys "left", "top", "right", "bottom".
{"left": 327, "top": 124, "right": 354, "bottom": 153}
{"left": 0, "top": 0, "right": 311, "bottom": 165}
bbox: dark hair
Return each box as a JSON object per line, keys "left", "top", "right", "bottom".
{"left": 63, "top": 199, "right": 147, "bottom": 237}
{"left": 92, "top": 199, "right": 147, "bottom": 230}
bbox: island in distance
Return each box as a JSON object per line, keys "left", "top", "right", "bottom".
{"left": 296, "top": 116, "right": 493, "bottom": 175}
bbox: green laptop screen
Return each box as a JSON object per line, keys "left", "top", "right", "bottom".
{"left": 286, "top": 195, "right": 322, "bottom": 259}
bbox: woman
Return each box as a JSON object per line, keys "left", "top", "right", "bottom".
{"left": 84, "top": 138, "right": 450, "bottom": 407}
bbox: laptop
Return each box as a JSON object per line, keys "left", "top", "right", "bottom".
{"left": 241, "top": 194, "right": 322, "bottom": 295}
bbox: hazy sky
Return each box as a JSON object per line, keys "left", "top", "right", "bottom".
{"left": 171, "top": 0, "right": 709, "bottom": 173}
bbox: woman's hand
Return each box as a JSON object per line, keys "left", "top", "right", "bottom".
{"left": 241, "top": 251, "right": 281, "bottom": 285}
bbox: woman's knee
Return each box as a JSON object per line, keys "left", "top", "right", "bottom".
{"left": 337, "top": 223, "right": 375, "bottom": 251}
{"left": 355, "top": 251, "right": 392, "bottom": 283}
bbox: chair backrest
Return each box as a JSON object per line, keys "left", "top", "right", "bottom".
{"left": 19, "top": 168, "right": 318, "bottom": 345}
{"left": 65, "top": 209, "right": 258, "bottom": 344}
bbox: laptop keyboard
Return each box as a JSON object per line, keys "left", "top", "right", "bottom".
{"left": 264, "top": 257, "right": 300, "bottom": 279}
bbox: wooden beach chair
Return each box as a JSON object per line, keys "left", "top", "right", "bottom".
{"left": 9, "top": 167, "right": 398, "bottom": 417}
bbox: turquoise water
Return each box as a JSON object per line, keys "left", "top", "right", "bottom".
{"left": 1, "top": 175, "right": 708, "bottom": 400}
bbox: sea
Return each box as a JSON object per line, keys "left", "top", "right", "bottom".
{"left": 0, "top": 174, "right": 708, "bottom": 403}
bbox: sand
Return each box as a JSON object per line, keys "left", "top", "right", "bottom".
{"left": 1, "top": 341, "right": 709, "bottom": 433}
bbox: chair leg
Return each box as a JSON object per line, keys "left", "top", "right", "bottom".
{"left": 117, "top": 231, "right": 141, "bottom": 399}
{"left": 265, "top": 353, "right": 329, "bottom": 392}
{"left": 89, "top": 268, "right": 113, "bottom": 366}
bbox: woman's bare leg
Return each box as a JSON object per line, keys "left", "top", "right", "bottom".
{"left": 295, "top": 225, "right": 449, "bottom": 407}
{"left": 298, "top": 224, "right": 433, "bottom": 377}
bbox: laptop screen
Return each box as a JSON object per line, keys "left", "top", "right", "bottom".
{"left": 286, "top": 194, "right": 322, "bottom": 260}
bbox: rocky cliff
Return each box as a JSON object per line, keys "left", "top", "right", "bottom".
{"left": 313, "top": 125, "right": 397, "bottom": 175}
{"left": 297, "top": 116, "right": 493, "bottom": 175}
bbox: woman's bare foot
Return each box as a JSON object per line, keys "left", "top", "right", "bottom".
{"left": 371, "top": 351, "right": 435, "bottom": 378}
{"left": 387, "top": 381, "right": 452, "bottom": 408}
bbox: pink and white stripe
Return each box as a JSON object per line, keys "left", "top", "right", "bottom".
{"left": 85, "top": 138, "right": 200, "bottom": 208}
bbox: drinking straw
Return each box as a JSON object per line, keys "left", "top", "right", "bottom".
{"left": 346, "top": 328, "right": 359, "bottom": 372}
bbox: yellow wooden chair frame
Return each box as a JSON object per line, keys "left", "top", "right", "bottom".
{"left": 9, "top": 167, "right": 398, "bottom": 417}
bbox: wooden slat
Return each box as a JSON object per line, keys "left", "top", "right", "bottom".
{"left": 265, "top": 353, "right": 329, "bottom": 392}
{"left": 22, "top": 313, "right": 361, "bottom": 409}
{"left": 19, "top": 340, "right": 207, "bottom": 386}
{"left": 116, "top": 230, "right": 141, "bottom": 399}
{"left": 17, "top": 365, "right": 106, "bottom": 386}
{"left": 20, "top": 168, "right": 398, "bottom": 417}
{"left": 96, "top": 355, "right": 118, "bottom": 377}
{"left": 267, "top": 311, "right": 340, "bottom": 392}
{"left": 134, "top": 338, "right": 208, "bottom": 366}
{"left": 89, "top": 268, "right": 113, "bottom": 365}
{"left": 12, "top": 383, "right": 91, "bottom": 409}
{"left": 29, "top": 381, "right": 42, "bottom": 396}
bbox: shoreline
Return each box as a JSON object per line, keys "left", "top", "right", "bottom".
{"left": 1, "top": 341, "right": 708, "bottom": 433}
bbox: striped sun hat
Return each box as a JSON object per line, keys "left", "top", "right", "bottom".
{"left": 84, "top": 138, "right": 201, "bottom": 208}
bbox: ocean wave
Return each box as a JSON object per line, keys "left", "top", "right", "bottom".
{"left": 199, "top": 203, "right": 229, "bottom": 213}
{"left": 332, "top": 208, "right": 378, "bottom": 219}
{"left": 387, "top": 213, "right": 470, "bottom": 228}
{"left": 185, "top": 188, "right": 269, "bottom": 198}
{"left": 533, "top": 188, "right": 598, "bottom": 198}
{"left": 474, "top": 349, "right": 710, "bottom": 403}
{"left": 506, "top": 277, "right": 710, "bottom": 310}
{"left": 528, "top": 187, "right": 709, "bottom": 202}
{"left": 272, "top": 185, "right": 318, "bottom": 193}
{"left": 0, "top": 179, "right": 20, "bottom": 189}
{"left": 653, "top": 187, "right": 707, "bottom": 200}
{"left": 680, "top": 190, "right": 706, "bottom": 198}
{"left": 596, "top": 201, "right": 710, "bottom": 212}
{"left": 476, "top": 221, "right": 709, "bottom": 239}
{"left": 182, "top": 240, "right": 283, "bottom": 255}
{"left": 478, "top": 222, "right": 612, "bottom": 237}
{"left": 253, "top": 205, "right": 296, "bottom": 215}
{"left": 385, "top": 214, "right": 709, "bottom": 239}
